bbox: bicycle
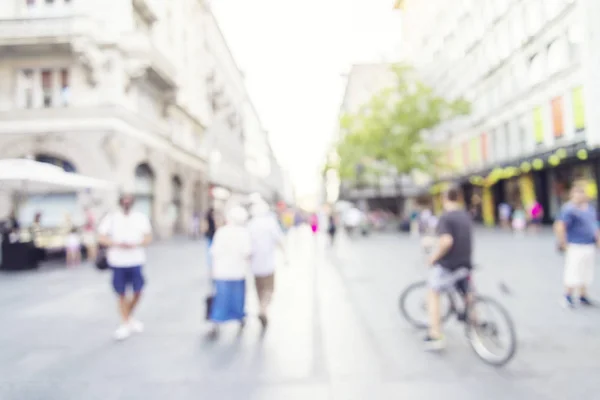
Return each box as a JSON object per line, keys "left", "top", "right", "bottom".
{"left": 399, "top": 267, "right": 517, "bottom": 367}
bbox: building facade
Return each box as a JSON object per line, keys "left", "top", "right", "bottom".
{"left": 201, "top": 7, "right": 282, "bottom": 205}
{"left": 401, "top": 0, "right": 599, "bottom": 224}
{"left": 0, "top": 0, "right": 282, "bottom": 235}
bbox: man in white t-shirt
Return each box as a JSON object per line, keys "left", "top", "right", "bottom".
{"left": 98, "top": 194, "right": 152, "bottom": 340}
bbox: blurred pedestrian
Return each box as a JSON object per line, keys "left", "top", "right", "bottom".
{"left": 555, "top": 182, "right": 598, "bottom": 308}
{"left": 327, "top": 212, "right": 337, "bottom": 245}
{"left": 65, "top": 227, "right": 82, "bottom": 267}
{"left": 498, "top": 202, "right": 511, "bottom": 230}
{"left": 98, "top": 194, "right": 152, "bottom": 341}
{"left": 344, "top": 207, "right": 362, "bottom": 236}
{"left": 529, "top": 200, "right": 544, "bottom": 233}
{"left": 83, "top": 207, "right": 97, "bottom": 262}
{"left": 282, "top": 208, "right": 294, "bottom": 232}
{"left": 208, "top": 206, "right": 251, "bottom": 338}
{"left": 512, "top": 205, "right": 526, "bottom": 236}
{"left": 6, "top": 209, "right": 19, "bottom": 232}
{"left": 191, "top": 212, "right": 200, "bottom": 239}
{"left": 409, "top": 209, "right": 420, "bottom": 237}
{"left": 419, "top": 208, "right": 437, "bottom": 254}
{"left": 202, "top": 208, "right": 216, "bottom": 269}
{"left": 309, "top": 213, "right": 319, "bottom": 235}
{"left": 248, "top": 199, "right": 284, "bottom": 329}
{"left": 63, "top": 212, "right": 73, "bottom": 234}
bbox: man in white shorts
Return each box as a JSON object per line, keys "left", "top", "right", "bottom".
{"left": 98, "top": 194, "right": 152, "bottom": 340}
{"left": 555, "top": 182, "right": 599, "bottom": 308}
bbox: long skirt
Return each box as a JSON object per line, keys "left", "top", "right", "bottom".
{"left": 210, "top": 279, "right": 246, "bottom": 323}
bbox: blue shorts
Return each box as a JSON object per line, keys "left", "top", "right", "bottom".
{"left": 111, "top": 266, "right": 145, "bottom": 295}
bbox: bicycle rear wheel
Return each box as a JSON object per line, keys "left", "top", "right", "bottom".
{"left": 399, "top": 281, "right": 453, "bottom": 329}
{"left": 466, "top": 295, "right": 517, "bottom": 367}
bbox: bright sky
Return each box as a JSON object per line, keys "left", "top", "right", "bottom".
{"left": 211, "top": 0, "right": 403, "bottom": 200}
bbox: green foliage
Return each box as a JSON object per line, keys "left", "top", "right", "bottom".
{"left": 333, "top": 64, "right": 470, "bottom": 182}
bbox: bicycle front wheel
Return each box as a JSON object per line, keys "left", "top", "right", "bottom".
{"left": 399, "top": 281, "right": 453, "bottom": 329}
{"left": 466, "top": 295, "right": 517, "bottom": 367}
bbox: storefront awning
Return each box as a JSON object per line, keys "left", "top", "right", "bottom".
{"left": 425, "top": 141, "right": 596, "bottom": 190}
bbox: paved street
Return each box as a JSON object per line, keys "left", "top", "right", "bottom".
{"left": 1, "top": 227, "right": 600, "bottom": 399}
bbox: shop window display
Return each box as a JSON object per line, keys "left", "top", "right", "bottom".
{"left": 504, "top": 178, "right": 522, "bottom": 209}
{"left": 549, "top": 165, "right": 596, "bottom": 218}
{"left": 470, "top": 187, "right": 483, "bottom": 222}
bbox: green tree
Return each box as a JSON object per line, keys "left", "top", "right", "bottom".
{"left": 333, "top": 64, "right": 470, "bottom": 186}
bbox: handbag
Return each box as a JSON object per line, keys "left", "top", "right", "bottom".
{"left": 95, "top": 245, "right": 109, "bottom": 271}
{"left": 95, "top": 214, "right": 114, "bottom": 271}
{"left": 205, "top": 295, "right": 214, "bottom": 320}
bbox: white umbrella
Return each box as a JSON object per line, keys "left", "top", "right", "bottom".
{"left": 0, "top": 159, "right": 116, "bottom": 193}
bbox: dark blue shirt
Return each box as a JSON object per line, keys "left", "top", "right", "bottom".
{"left": 558, "top": 203, "right": 598, "bottom": 244}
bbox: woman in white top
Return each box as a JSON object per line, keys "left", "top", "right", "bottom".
{"left": 208, "top": 205, "right": 252, "bottom": 338}
{"left": 248, "top": 198, "right": 284, "bottom": 329}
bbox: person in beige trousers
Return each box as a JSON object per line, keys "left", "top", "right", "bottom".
{"left": 248, "top": 198, "right": 285, "bottom": 329}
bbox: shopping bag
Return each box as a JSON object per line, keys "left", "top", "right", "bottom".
{"left": 205, "top": 295, "right": 214, "bottom": 320}
{"left": 95, "top": 246, "right": 109, "bottom": 271}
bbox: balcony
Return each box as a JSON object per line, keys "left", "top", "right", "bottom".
{"left": 121, "top": 33, "right": 179, "bottom": 91}
{"left": 0, "top": 16, "right": 97, "bottom": 55}
{"left": 147, "top": 45, "right": 178, "bottom": 91}
{"left": 132, "top": 0, "right": 158, "bottom": 25}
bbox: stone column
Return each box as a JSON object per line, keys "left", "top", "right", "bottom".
{"left": 152, "top": 161, "right": 172, "bottom": 239}
{"left": 180, "top": 171, "right": 196, "bottom": 237}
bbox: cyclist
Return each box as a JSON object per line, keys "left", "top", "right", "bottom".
{"left": 425, "top": 187, "right": 473, "bottom": 350}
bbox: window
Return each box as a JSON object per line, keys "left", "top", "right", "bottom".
{"left": 41, "top": 69, "right": 53, "bottom": 108}
{"left": 492, "top": 127, "right": 503, "bottom": 161}
{"left": 517, "top": 115, "right": 529, "bottom": 153}
{"left": 21, "top": 69, "right": 34, "bottom": 109}
{"left": 502, "top": 73, "right": 512, "bottom": 103}
{"left": 568, "top": 25, "right": 583, "bottom": 59}
{"left": 513, "top": 57, "right": 527, "bottom": 91}
{"left": 508, "top": 120, "right": 521, "bottom": 157}
{"left": 509, "top": 5, "right": 526, "bottom": 50}
{"left": 482, "top": 0, "right": 494, "bottom": 25}
{"left": 533, "top": 106, "right": 545, "bottom": 145}
{"left": 485, "top": 38, "right": 497, "bottom": 67}
{"left": 545, "top": 0, "right": 564, "bottom": 21}
{"left": 493, "top": 0, "right": 509, "bottom": 20}
{"left": 547, "top": 38, "right": 568, "bottom": 75}
{"left": 528, "top": 54, "right": 544, "bottom": 86}
{"left": 496, "top": 22, "right": 510, "bottom": 60}
{"left": 17, "top": 67, "right": 71, "bottom": 109}
{"left": 45, "top": 0, "right": 54, "bottom": 4}
{"left": 525, "top": 0, "right": 542, "bottom": 37}
{"left": 504, "top": 122, "right": 511, "bottom": 158}
{"left": 481, "top": 132, "right": 489, "bottom": 162}
{"left": 60, "top": 69, "right": 69, "bottom": 106}
{"left": 572, "top": 86, "right": 585, "bottom": 132}
{"left": 551, "top": 97, "right": 565, "bottom": 138}
{"left": 26, "top": 0, "right": 35, "bottom": 6}
{"left": 472, "top": 10, "right": 484, "bottom": 42}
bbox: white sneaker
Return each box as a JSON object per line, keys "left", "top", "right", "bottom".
{"left": 128, "top": 319, "right": 144, "bottom": 333}
{"left": 114, "top": 324, "right": 131, "bottom": 341}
